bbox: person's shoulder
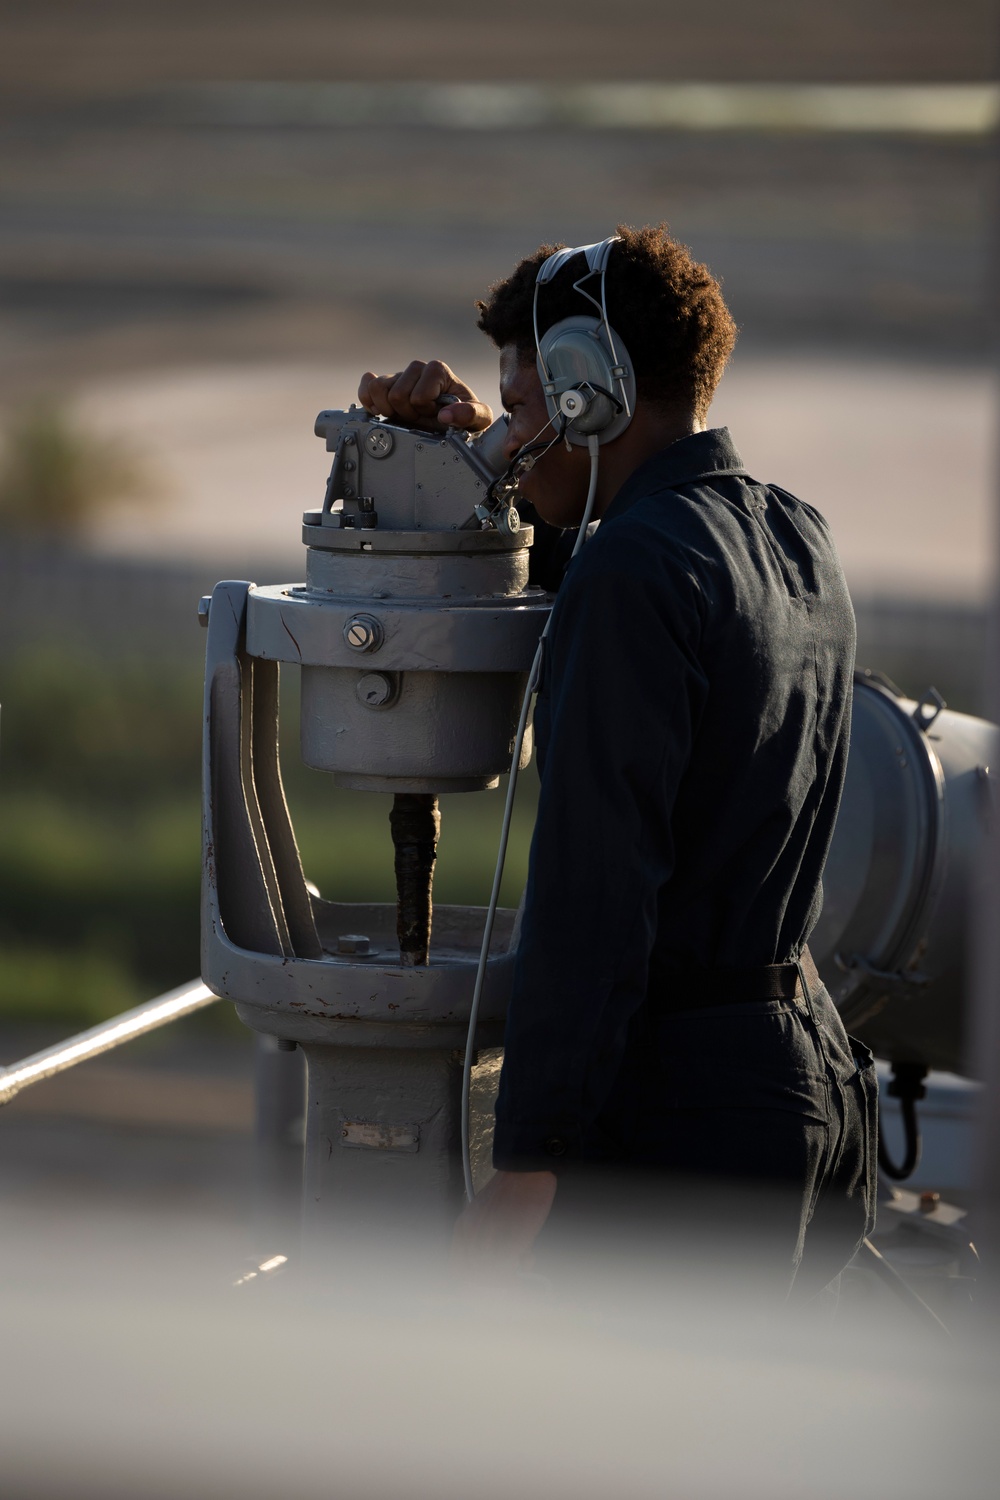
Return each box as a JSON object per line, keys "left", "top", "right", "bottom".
{"left": 570, "top": 502, "right": 695, "bottom": 583}
{"left": 763, "top": 481, "right": 833, "bottom": 534}
{"left": 557, "top": 505, "right": 708, "bottom": 635}
{"left": 586, "top": 479, "right": 731, "bottom": 576}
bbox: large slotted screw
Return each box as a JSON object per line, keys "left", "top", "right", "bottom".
{"left": 343, "top": 614, "right": 383, "bottom": 653}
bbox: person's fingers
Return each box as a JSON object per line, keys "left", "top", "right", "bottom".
{"left": 436, "top": 399, "right": 493, "bottom": 432}
{"left": 358, "top": 361, "right": 492, "bottom": 430}
{"left": 409, "top": 358, "right": 483, "bottom": 413}
{"left": 386, "top": 359, "right": 434, "bottom": 416}
{"left": 413, "top": 365, "right": 493, "bottom": 429}
{"left": 406, "top": 358, "right": 450, "bottom": 409}
{"left": 452, "top": 1171, "right": 555, "bottom": 1268}
{"left": 357, "top": 370, "right": 379, "bottom": 409}
{"left": 358, "top": 371, "right": 403, "bottom": 419}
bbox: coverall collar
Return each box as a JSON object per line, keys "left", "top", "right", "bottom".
{"left": 603, "top": 427, "right": 748, "bottom": 524}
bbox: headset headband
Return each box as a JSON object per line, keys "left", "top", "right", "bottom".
{"left": 535, "top": 236, "right": 619, "bottom": 286}
{"left": 532, "top": 234, "right": 633, "bottom": 442}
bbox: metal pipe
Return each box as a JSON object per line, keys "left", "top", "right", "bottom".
{"left": 0, "top": 979, "right": 218, "bottom": 1109}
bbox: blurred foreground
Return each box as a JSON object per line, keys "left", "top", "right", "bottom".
{"left": 1, "top": 1202, "right": 998, "bottom": 1500}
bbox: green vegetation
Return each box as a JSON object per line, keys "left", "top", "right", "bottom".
{"left": 0, "top": 647, "right": 536, "bottom": 1025}
{"left": 4, "top": 616, "right": 980, "bottom": 1032}
{"left": 0, "top": 398, "right": 156, "bottom": 536}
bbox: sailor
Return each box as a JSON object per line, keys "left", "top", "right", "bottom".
{"left": 358, "top": 224, "right": 876, "bottom": 1299}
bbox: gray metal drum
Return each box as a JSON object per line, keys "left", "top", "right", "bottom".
{"left": 300, "top": 664, "right": 532, "bottom": 791}
{"left": 811, "top": 672, "right": 997, "bottom": 1076}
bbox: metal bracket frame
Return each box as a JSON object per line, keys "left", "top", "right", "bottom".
{"left": 202, "top": 581, "right": 322, "bottom": 965}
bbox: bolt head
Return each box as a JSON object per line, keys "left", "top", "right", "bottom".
{"left": 337, "top": 933, "right": 371, "bottom": 955}
{"left": 356, "top": 672, "right": 395, "bottom": 708}
{"left": 343, "top": 614, "right": 383, "bottom": 653}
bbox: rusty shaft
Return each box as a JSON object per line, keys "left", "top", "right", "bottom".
{"left": 389, "top": 793, "right": 441, "bottom": 966}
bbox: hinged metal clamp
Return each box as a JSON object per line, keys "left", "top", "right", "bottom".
{"left": 912, "top": 687, "right": 946, "bottom": 734}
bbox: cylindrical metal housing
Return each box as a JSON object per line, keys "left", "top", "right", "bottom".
{"left": 305, "top": 543, "right": 529, "bottom": 599}
{"left": 301, "top": 664, "right": 532, "bottom": 791}
{"left": 287, "top": 521, "right": 545, "bottom": 790}
{"left": 813, "top": 675, "right": 997, "bottom": 1075}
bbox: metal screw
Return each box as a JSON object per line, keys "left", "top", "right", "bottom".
{"left": 343, "top": 614, "right": 383, "bottom": 652}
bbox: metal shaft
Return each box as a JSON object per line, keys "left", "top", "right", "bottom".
{"left": 389, "top": 793, "right": 440, "bottom": 965}
{"left": 0, "top": 979, "right": 217, "bottom": 1108}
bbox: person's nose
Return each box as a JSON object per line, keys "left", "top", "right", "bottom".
{"left": 502, "top": 422, "right": 523, "bottom": 463}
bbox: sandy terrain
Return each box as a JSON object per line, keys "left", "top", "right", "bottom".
{"left": 77, "top": 352, "right": 996, "bottom": 600}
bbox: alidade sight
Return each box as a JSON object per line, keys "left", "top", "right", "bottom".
{"left": 200, "top": 402, "right": 550, "bottom": 1242}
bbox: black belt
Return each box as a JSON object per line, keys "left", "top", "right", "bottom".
{"left": 652, "top": 948, "right": 819, "bottom": 1012}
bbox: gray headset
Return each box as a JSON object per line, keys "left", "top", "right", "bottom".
{"left": 533, "top": 236, "right": 637, "bottom": 446}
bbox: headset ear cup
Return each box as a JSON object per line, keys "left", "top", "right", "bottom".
{"left": 573, "top": 391, "right": 617, "bottom": 435}
{"left": 557, "top": 385, "right": 616, "bottom": 434}
{"left": 536, "top": 317, "right": 636, "bottom": 447}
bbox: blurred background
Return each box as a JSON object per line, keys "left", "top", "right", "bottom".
{"left": 0, "top": 1, "right": 996, "bottom": 1216}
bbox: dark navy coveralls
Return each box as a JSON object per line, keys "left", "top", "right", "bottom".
{"left": 494, "top": 428, "right": 876, "bottom": 1293}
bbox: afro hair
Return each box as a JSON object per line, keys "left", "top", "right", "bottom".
{"left": 476, "top": 224, "right": 737, "bottom": 422}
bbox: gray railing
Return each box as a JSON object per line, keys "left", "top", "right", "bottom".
{"left": 0, "top": 978, "right": 218, "bottom": 1108}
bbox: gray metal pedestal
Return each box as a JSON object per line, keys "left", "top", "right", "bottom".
{"left": 301, "top": 1043, "right": 464, "bottom": 1245}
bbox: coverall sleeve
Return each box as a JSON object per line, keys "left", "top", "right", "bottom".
{"left": 492, "top": 527, "right": 708, "bottom": 1169}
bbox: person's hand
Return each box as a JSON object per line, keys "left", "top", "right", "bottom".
{"left": 451, "top": 1168, "right": 557, "bottom": 1286}
{"left": 358, "top": 360, "right": 493, "bottom": 433}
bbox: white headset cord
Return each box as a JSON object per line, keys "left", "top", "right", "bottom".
{"left": 460, "top": 433, "right": 601, "bottom": 1202}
